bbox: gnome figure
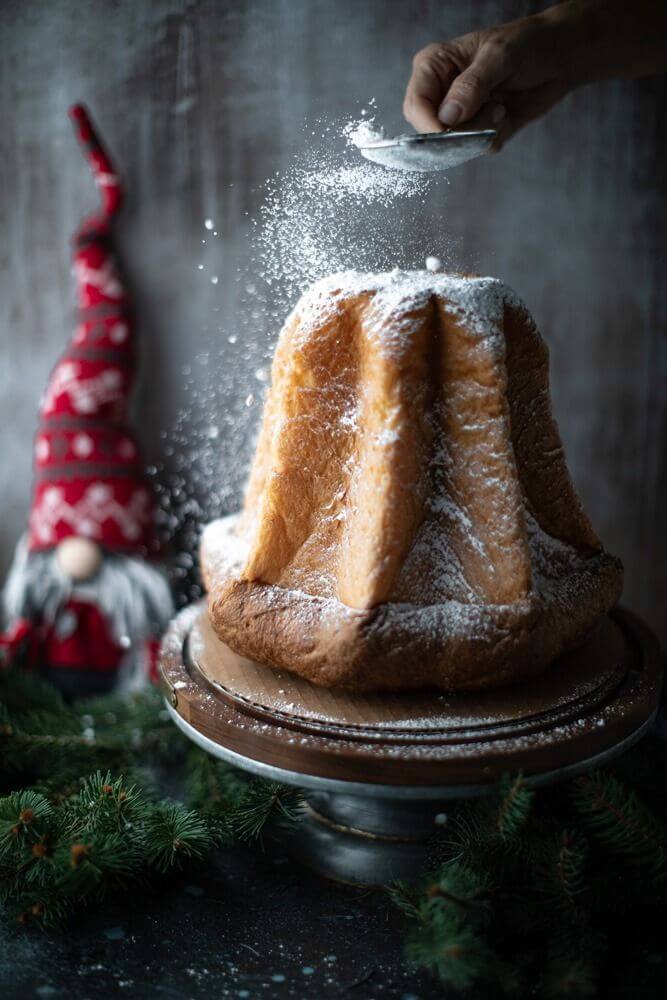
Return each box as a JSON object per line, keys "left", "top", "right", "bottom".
{"left": 0, "top": 105, "right": 173, "bottom": 700}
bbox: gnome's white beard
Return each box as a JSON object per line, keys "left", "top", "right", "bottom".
{"left": 3, "top": 536, "right": 174, "bottom": 692}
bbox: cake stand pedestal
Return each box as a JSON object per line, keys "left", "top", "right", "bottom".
{"left": 159, "top": 604, "right": 661, "bottom": 885}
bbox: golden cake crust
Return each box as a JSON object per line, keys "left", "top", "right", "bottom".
{"left": 202, "top": 271, "right": 623, "bottom": 693}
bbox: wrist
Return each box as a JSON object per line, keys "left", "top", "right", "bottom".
{"left": 535, "top": 1, "right": 604, "bottom": 86}
{"left": 538, "top": 0, "right": 667, "bottom": 84}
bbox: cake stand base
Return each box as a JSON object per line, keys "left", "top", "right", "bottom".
{"left": 160, "top": 604, "right": 661, "bottom": 885}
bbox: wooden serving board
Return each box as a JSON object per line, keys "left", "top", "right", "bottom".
{"left": 160, "top": 604, "right": 662, "bottom": 789}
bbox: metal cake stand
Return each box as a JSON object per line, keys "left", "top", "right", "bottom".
{"left": 160, "top": 604, "right": 661, "bottom": 885}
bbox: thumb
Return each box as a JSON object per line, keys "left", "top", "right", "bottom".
{"left": 438, "top": 41, "right": 507, "bottom": 127}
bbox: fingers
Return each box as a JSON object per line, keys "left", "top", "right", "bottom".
{"left": 438, "top": 37, "right": 509, "bottom": 127}
{"left": 404, "top": 91, "right": 444, "bottom": 134}
{"left": 462, "top": 98, "right": 507, "bottom": 133}
{"left": 404, "top": 37, "right": 510, "bottom": 134}
{"left": 403, "top": 45, "right": 457, "bottom": 133}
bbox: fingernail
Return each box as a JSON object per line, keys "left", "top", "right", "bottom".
{"left": 492, "top": 104, "right": 506, "bottom": 125}
{"left": 438, "top": 100, "right": 463, "bottom": 127}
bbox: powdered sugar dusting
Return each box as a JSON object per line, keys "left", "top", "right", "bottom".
{"left": 154, "top": 112, "right": 457, "bottom": 580}
{"left": 201, "top": 513, "right": 247, "bottom": 581}
{"left": 200, "top": 503, "right": 617, "bottom": 695}
{"left": 251, "top": 111, "right": 453, "bottom": 324}
{"left": 345, "top": 119, "right": 387, "bottom": 148}
{"left": 288, "top": 269, "right": 522, "bottom": 361}
{"left": 191, "top": 112, "right": 621, "bottom": 688}
{"left": 255, "top": 162, "right": 431, "bottom": 305}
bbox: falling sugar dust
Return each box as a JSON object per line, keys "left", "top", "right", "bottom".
{"left": 155, "top": 109, "right": 454, "bottom": 600}
{"left": 251, "top": 111, "right": 453, "bottom": 318}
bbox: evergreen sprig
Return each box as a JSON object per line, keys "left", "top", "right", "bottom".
{"left": 390, "top": 863, "right": 494, "bottom": 990}
{"left": 2, "top": 667, "right": 666, "bottom": 999}
{"left": 185, "top": 744, "right": 249, "bottom": 818}
{"left": 406, "top": 911, "right": 492, "bottom": 991}
{"left": 0, "top": 669, "right": 302, "bottom": 928}
{"left": 495, "top": 772, "right": 534, "bottom": 842}
{"left": 532, "top": 827, "right": 588, "bottom": 911}
{"left": 144, "top": 803, "right": 214, "bottom": 872}
{"left": 0, "top": 667, "right": 183, "bottom": 793}
{"left": 572, "top": 770, "right": 667, "bottom": 878}
{"left": 229, "top": 780, "right": 304, "bottom": 842}
{"left": 391, "top": 760, "right": 667, "bottom": 998}
{"left": 0, "top": 771, "right": 218, "bottom": 926}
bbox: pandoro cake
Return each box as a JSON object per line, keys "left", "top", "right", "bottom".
{"left": 201, "top": 270, "right": 622, "bottom": 692}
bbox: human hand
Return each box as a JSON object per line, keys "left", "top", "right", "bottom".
{"left": 403, "top": 1, "right": 667, "bottom": 150}
{"left": 403, "top": 6, "right": 572, "bottom": 150}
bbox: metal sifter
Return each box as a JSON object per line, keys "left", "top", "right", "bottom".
{"left": 357, "top": 128, "right": 496, "bottom": 172}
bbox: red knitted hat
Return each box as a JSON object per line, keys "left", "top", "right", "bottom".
{"left": 28, "top": 105, "right": 154, "bottom": 555}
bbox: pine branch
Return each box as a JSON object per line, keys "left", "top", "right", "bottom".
{"left": 572, "top": 771, "right": 667, "bottom": 879}
{"left": 66, "top": 772, "right": 144, "bottom": 836}
{"left": 185, "top": 746, "right": 247, "bottom": 814}
{"left": 0, "top": 771, "right": 219, "bottom": 927}
{"left": 0, "top": 672, "right": 294, "bottom": 928}
{"left": 423, "top": 861, "right": 493, "bottom": 925}
{"left": 0, "top": 670, "right": 185, "bottom": 794}
{"left": 228, "top": 781, "right": 303, "bottom": 842}
{"left": 438, "top": 809, "right": 489, "bottom": 867}
{"left": 404, "top": 903, "right": 493, "bottom": 991}
{"left": 144, "top": 803, "right": 215, "bottom": 872}
{"left": 386, "top": 880, "right": 422, "bottom": 919}
{"left": 442, "top": 774, "right": 535, "bottom": 872}
{"left": 495, "top": 773, "right": 534, "bottom": 843}
{"left": 0, "top": 789, "right": 55, "bottom": 842}
{"left": 532, "top": 828, "right": 588, "bottom": 911}
{"left": 4, "top": 660, "right": 667, "bottom": 1000}
{"left": 0, "top": 669, "right": 67, "bottom": 715}
{"left": 390, "top": 859, "right": 495, "bottom": 992}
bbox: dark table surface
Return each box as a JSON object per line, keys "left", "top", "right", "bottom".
{"left": 4, "top": 681, "right": 666, "bottom": 1000}
{"left": 0, "top": 839, "right": 439, "bottom": 1000}
{"left": 3, "top": 809, "right": 667, "bottom": 999}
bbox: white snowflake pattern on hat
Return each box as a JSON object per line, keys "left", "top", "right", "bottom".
{"left": 30, "top": 483, "right": 150, "bottom": 546}
{"left": 72, "top": 433, "right": 94, "bottom": 458}
{"left": 73, "top": 257, "right": 124, "bottom": 303}
{"left": 110, "top": 322, "right": 128, "bottom": 344}
{"left": 43, "top": 363, "right": 124, "bottom": 416}
{"left": 78, "top": 518, "right": 100, "bottom": 538}
{"left": 43, "top": 486, "right": 65, "bottom": 508}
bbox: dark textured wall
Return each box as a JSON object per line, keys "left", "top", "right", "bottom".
{"left": 1, "top": 0, "right": 665, "bottom": 639}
